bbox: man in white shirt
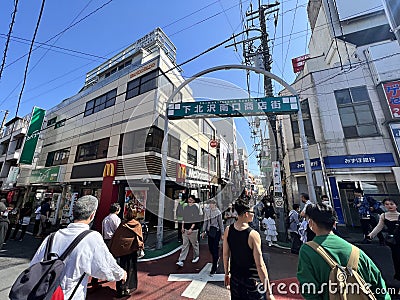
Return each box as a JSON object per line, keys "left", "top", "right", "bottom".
{"left": 102, "top": 203, "right": 121, "bottom": 244}
{"left": 299, "top": 193, "right": 315, "bottom": 242}
{"left": 30, "top": 195, "right": 126, "bottom": 299}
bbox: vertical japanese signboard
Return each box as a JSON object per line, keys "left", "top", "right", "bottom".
{"left": 20, "top": 107, "right": 46, "bottom": 164}
{"left": 383, "top": 81, "right": 400, "bottom": 118}
{"left": 272, "top": 161, "right": 282, "bottom": 194}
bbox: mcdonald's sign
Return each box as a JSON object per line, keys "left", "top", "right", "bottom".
{"left": 176, "top": 163, "right": 186, "bottom": 183}
{"left": 103, "top": 162, "right": 115, "bottom": 177}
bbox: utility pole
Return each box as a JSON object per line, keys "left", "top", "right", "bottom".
{"left": 0, "top": 110, "right": 9, "bottom": 135}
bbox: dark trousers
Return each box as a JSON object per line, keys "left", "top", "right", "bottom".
{"left": 360, "top": 218, "right": 384, "bottom": 242}
{"left": 290, "top": 232, "right": 301, "bottom": 254}
{"left": 230, "top": 275, "right": 266, "bottom": 300}
{"left": 33, "top": 219, "right": 40, "bottom": 236}
{"left": 387, "top": 242, "right": 400, "bottom": 280}
{"left": 5, "top": 223, "right": 17, "bottom": 241}
{"left": 11, "top": 224, "right": 27, "bottom": 240}
{"left": 207, "top": 230, "right": 221, "bottom": 273}
{"left": 116, "top": 252, "right": 138, "bottom": 293}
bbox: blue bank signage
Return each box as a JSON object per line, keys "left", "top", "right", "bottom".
{"left": 290, "top": 153, "right": 396, "bottom": 173}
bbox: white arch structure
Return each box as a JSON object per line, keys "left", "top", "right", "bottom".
{"left": 156, "top": 64, "right": 315, "bottom": 249}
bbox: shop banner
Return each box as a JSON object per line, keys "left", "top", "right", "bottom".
{"left": 124, "top": 188, "right": 148, "bottom": 219}
{"left": 30, "top": 166, "right": 61, "bottom": 183}
{"left": 6, "top": 166, "right": 20, "bottom": 184}
{"left": 383, "top": 81, "right": 400, "bottom": 118}
{"left": 20, "top": 107, "right": 46, "bottom": 164}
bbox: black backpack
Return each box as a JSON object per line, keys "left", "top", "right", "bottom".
{"left": 9, "top": 230, "right": 92, "bottom": 300}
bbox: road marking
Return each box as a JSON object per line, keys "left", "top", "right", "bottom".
{"left": 168, "top": 263, "right": 224, "bottom": 299}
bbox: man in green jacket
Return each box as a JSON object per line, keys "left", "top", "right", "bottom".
{"left": 176, "top": 196, "right": 187, "bottom": 243}
{"left": 297, "top": 203, "right": 390, "bottom": 300}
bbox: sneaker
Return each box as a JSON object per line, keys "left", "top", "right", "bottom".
{"left": 191, "top": 257, "right": 199, "bottom": 263}
{"left": 209, "top": 270, "right": 216, "bottom": 276}
{"left": 176, "top": 261, "right": 184, "bottom": 267}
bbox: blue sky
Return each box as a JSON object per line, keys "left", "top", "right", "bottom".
{"left": 0, "top": 0, "right": 309, "bottom": 174}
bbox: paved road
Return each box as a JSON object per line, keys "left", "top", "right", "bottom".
{"left": 2, "top": 226, "right": 398, "bottom": 299}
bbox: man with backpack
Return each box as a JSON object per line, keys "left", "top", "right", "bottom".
{"left": 22, "top": 195, "right": 126, "bottom": 299}
{"left": 354, "top": 188, "right": 385, "bottom": 245}
{"left": 297, "top": 203, "right": 389, "bottom": 299}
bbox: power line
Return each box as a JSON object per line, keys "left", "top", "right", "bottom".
{"left": 5, "top": 0, "right": 114, "bottom": 71}
{"left": 15, "top": 0, "right": 46, "bottom": 118}
{"left": 0, "top": 0, "right": 19, "bottom": 80}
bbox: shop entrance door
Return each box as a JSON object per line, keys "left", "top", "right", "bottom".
{"left": 337, "top": 182, "right": 359, "bottom": 227}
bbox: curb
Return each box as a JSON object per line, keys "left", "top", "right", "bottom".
{"left": 138, "top": 245, "right": 182, "bottom": 262}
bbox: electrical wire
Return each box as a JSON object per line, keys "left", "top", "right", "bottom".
{"left": 5, "top": 0, "right": 114, "bottom": 70}
{"left": 0, "top": 0, "right": 19, "bottom": 80}
{"left": 15, "top": 0, "right": 46, "bottom": 118}
{"left": 281, "top": 0, "right": 300, "bottom": 79}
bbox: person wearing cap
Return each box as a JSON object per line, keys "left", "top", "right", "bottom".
{"left": 0, "top": 201, "right": 9, "bottom": 250}
{"left": 201, "top": 199, "right": 224, "bottom": 275}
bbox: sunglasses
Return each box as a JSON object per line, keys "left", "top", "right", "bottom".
{"left": 246, "top": 210, "right": 254, "bottom": 214}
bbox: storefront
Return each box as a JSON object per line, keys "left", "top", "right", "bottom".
{"left": 289, "top": 152, "right": 399, "bottom": 225}
{"left": 29, "top": 165, "right": 65, "bottom": 225}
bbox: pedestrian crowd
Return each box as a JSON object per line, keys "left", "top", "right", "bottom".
{"left": 1, "top": 186, "right": 399, "bottom": 300}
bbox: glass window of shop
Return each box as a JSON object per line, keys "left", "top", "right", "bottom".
{"left": 84, "top": 89, "right": 117, "bottom": 117}
{"left": 126, "top": 69, "right": 158, "bottom": 100}
{"left": 290, "top": 99, "right": 316, "bottom": 148}
{"left": 118, "top": 126, "right": 164, "bottom": 155}
{"left": 75, "top": 138, "right": 109, "bottom": 162}
{"left": 45, "top": 148, "right": 70, "bottom": 167}
{"left": 187, "top": 146, "right": 197, "bottom": 166}
{"left": 334, "top": 86, "right": 378, "bottom": 138}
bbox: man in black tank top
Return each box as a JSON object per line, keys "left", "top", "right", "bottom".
{"left": 223, "top": 199, "right": 275, "bottom": 300}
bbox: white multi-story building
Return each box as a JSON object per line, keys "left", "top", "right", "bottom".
{"left": 279, "top": 0, "right": 400, "bottom": 226}
{"left": 26, "top": 28, "right": 224, "bottom": 229}
{"left": 0, "top": 115, "right": 30, "bottom": 201}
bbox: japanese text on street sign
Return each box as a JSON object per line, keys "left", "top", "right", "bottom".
{"left": 167, "top": 96, "right": 299, "bottom": 119}
{"left": 383, "top": 81, "right": 400, "bottom": 118}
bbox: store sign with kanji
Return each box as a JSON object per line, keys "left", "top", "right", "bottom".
{"left": 167, "top": 96, "right": 299, "bottom": 119}
{"left": 383, "top": 81, "right": 400, "bottom": 118}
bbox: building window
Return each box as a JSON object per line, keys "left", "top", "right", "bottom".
{"left": 15, "top": 137, "right": 24, "bottom": 150}
{"left": 210, "top": 154, "right": 216, "bottom": 172}
{"left": 75, "top": 138, "right": 109, "bottom": 162}
{"left": 126, "top": 69, "right": 158, "bottom": 100}
{"left": 84, "top": 89, "right": 117, "bottom": 117}
{"left": 202, "top": 120, "right": 215, "bottom": 139}
{"left": 290, "top": 99, "right": 316, "bottom": 148}
{"left": 47, "top": 117, "right": 57, "bottom": 127}
{"left": 105, "top": 59, "right": 132, "bottom": 78}
{"left": 334, "top": 86, "right": 378, "bottom": 138}
{"left": 54, "top": 119, "right": 66, "bottom": 129}
{"left": 118, "top": 126, "right": 164, "bottom": 156}
{"left": 168, "top": 135, "right": 180, "bottom": 160}
{"left": 187, "top": 146, "right": 197, "bottom": 166}
{"left": 201, "top": 149, "right": 208, "bottom": 169}
{"left": 46, "top": 148, "right": 70, "bottom": 167}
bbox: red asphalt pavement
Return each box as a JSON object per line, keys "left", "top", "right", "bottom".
{"left": 87, "top": 244, "right": 303, "bottom": 300}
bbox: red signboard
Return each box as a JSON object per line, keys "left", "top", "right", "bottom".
{"left": 292, "top": 54, "right": 310, "bottom": 73}
{"left": 383, "top": 81, "right": 400, "bottom": 118}
{"left": 209, "top": 140, "right": 218, "bottom": 148}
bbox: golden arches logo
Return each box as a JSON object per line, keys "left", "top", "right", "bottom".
{"left": 103, "top": 163, "right": 115, "bottom": 177}
{"left": 177, "top": 164, "right": 186, "bottom": 180}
